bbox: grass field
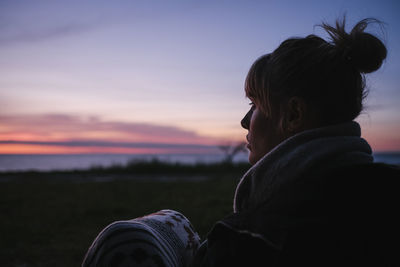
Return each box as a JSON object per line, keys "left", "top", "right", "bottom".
{"left": 0, "top": 163, "right": 247, "bottom": 267}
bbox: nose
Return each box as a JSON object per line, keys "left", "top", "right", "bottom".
{"left": 241, "top": 109, "right": 252, "bottom": 129}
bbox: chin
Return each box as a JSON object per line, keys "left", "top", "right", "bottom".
{"left": 249, "top": 150, "right": 269, "bottom": 165}
{"left": 248, "top": 153, "right": 258, "bottom": 165}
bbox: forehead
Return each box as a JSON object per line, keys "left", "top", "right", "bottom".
{"left": 245, "top": 79, "right": 262, "bottom": 104}
{"left": 245, "top": 55, "right": 271, "bottom": 96}
{"left": 244, "top": 76, "right": 257, "bottom": 99}
{"left": 245, "top": 91, "right": 256, "bottom": 100}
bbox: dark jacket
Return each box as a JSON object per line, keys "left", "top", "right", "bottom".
{"left": 192, "top": 163, "right": 400, "bottom": 267}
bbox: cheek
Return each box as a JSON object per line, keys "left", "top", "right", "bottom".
{"left": 248, "top": 123, "right": 270, "bottom": 164}
{"left": 251, "top": 126, "right": 269, "bottom": 150}
{"left": 250, "top": 112, "right": 269, "bottom": 137}
{"left": 249, "top": 111, "right": 282, "bottom": 156}
{"left": 248, "top": 114, "right": 268, "bottom": 150}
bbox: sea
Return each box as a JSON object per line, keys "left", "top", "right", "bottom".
{"left": 0, "top": 153, "right": 248, "bottom": 172}
{"left": 0, "top": 152, "right": 399, "bottom": 172}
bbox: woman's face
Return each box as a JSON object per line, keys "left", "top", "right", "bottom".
{"left": 241, "top": 100, "right": 285, "bottom": 165}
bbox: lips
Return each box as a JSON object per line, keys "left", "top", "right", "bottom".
{"left": 246, "top": 135, "right": 251, "bottom": 150}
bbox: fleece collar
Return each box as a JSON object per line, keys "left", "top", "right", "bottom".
{"left": 233, "top": 121, "right": 373, "bottom": 213}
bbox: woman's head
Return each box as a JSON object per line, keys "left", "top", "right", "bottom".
{"left": 242, "top": 17, "right": 387, "bottom": 164}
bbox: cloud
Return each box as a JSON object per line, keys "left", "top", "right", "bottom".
{"left": 0, "top": 113, "right": 221, "bottom": 145}
{"left": 0, "top": 23, "right": 93, "bottom": 46}
{"left": 0, "top": 140, "right": 217, "bottom": 151}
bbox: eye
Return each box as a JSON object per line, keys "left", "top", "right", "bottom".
{"left": 249, "top": 102, "right": 256, "bottom": 110}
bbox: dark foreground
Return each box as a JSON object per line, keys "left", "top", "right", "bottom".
{"left": 0, "top": 163, "right": 246, "bottom": 267}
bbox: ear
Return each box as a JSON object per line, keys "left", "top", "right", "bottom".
{"left": 284, "top": 97, "right": 307, "bottom": 134}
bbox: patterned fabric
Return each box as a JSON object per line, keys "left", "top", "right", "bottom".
{"left": 82, "top": 210, "right": 200, "bottom": 267}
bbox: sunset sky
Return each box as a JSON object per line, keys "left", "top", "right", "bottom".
{"left": 1, "top": 0, "right": 399, "bottom": 154}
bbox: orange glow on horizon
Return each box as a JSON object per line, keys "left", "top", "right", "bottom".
{"left": 0, "top": 144, "right": 220, "bottom": 155}
{"left": 366, "top": 138, "right": 400, "bottom": 152}
{"left": 360, "top": 121, "right": 400, "bottom": 152}
{"left": 1, "top": 114, "right": 399, "bottom": 154}
{"left": 0, "top": 133, "right": 221, "bottom": 146}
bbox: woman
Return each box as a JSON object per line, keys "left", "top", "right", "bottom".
{"left": 83, "top": 17, "right": 399, "bottom": 267}
{"left": 192, "top": 18, "right": 399, "bottom": 266}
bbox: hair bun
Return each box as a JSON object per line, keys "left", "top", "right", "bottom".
{"left": 323, "top": 18, "right": 387, "bottom": 74}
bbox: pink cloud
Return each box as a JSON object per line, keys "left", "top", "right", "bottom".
{"left": 0, "top": 113, "right": 224, "bottom": 145}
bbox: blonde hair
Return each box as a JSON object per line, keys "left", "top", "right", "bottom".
{"left": 245, "top": 17, "right": 386, "bottom": 125}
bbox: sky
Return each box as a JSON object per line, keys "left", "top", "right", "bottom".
{"left": 0, "top": 0, "right": 399, "bottom": 154}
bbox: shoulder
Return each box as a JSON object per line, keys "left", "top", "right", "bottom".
{"left": 193, "top": 163, "right": 400, "bottom": 267}
{"left": 328, "top": 162, "right": 399, "bottom": 179}
{"left": 290, "top": 162, "right": 400, "bottom": 223}
{"left": 287, "top": 162, "right": 400, "bottom": 205}
{"left": 315, "top": 162, "right": 400, "bottom": 205}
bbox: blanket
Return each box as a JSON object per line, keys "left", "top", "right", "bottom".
{"left": 82, "top": 209, "right": 200, "bottom": 267}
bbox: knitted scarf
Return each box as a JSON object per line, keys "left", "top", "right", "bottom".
{"left": 234, "top": 121, "right": 373, "bottom": 213}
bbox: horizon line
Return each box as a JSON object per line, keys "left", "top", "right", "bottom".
{"left": 0, "top": 140, "right": 223, "bottom": 149}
